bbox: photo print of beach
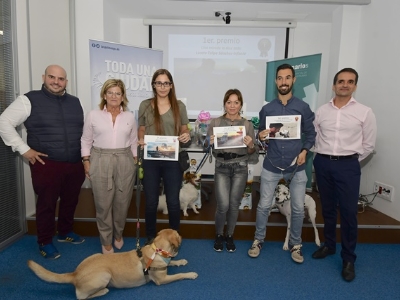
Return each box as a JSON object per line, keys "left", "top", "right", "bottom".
{"left": 213, "top": 126, "right": 246, "bottom": 149}
{"left": 144, "top": 135, "right": 179, "bottom": 160}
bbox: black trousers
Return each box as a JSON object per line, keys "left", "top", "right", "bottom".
{"left": 313, "top": 154, "right": 361, "bottom": 263}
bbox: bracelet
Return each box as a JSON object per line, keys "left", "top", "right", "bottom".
{"left": 82, "top": 158, "right": 90, "bottom": 163}
{"left": 249, "top": 144, "right": 255, "bottom": 149}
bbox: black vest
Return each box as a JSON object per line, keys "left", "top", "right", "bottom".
{"left": 24, "top": 85, "right": 83, "bottom": 163}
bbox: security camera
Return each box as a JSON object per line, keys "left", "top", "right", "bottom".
{"left": 215, "top": 11, "right": 221, "bottom": 17}
{"left": 224, "top": 12, "right": 231, "bottom": 24}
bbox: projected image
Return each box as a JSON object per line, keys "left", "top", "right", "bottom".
{"left": 174, "top": 57, "right": 267, "bottom": 113}
{"left": 160, "top": 31, "right": 285, "bottom": 117}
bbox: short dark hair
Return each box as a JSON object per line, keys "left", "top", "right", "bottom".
{"left": 333, "top": 68, "right": 358, "bottom": 85}
{"left": 276, "top": 63, "right": 295, "bottom": 79}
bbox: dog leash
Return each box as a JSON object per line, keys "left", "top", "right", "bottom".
{"left": 194, "top": 136, "right": 213, "bottom": 175}
{"left": 136, "top": 145, "right": 144, "bottom": 257}
{"left": 286, "top": 164, "right": 299, "bottom": 186}
{"left": 195, "top": 151, "right": 210, "bottom": 174}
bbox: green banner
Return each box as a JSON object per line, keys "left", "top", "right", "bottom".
{"left": 265, "top": 54, "right": 322, "bottom": 190}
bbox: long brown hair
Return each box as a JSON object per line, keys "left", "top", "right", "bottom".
{"left": 151, "top": 69, "right": 181, "bottom": 135}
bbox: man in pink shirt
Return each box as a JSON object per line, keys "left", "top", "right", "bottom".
{"left": 312, "top": 68, "right": 377, "bottom": 282}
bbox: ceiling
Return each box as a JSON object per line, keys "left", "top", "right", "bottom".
{"left": 106, "top": 0, "right": 371, "bottom": 23}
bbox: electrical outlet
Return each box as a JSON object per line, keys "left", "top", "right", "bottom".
{"left": 373, "top": 181, "right": 394, "bottom": 202}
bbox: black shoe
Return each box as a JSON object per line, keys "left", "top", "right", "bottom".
{"left": 342, "top": 261, "right": 355, "bottom": 282}
{"left": 213, "top": 234, "right": 224, "bottom": 252}
{"left": 225, "top": 235, "right": 236, "bottom": 253}
{"left": 312, "top": 246, "right": 336, "bottom": 259}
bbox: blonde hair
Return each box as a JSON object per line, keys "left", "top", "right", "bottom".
{"left": 99, "top": 79, "right": 129, "bottom": 111}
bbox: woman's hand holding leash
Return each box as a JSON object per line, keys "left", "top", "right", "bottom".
{"left": 178, "top": 132, "right": 191, "bottom": 144}
{"left": 138, "top": 139, "right": 146, "bottom": 150}
{"left": 209, "top": 135, "right": 215, "bottom": 145}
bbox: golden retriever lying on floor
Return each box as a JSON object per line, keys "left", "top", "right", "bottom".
{"left": 27, "top": 229, "right": 198, "bottom": 299}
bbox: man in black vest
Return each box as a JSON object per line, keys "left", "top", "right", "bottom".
{"left": 0, "top": 65, "right": 85, "bottom": 259}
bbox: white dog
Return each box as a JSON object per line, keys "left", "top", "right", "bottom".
{"left": 273, "top": 181, "right": 320, "bottom": 250}
{"left": 279, "top": 129, "right": 290, "bottom": 138}
{"left": 158, "top": 172, "right": 200, "bottom": 217}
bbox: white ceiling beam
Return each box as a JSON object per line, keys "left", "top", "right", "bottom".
{"left": 143, "top": 18, "right": 297, "bottom": 28}
{"left": 170, "top": 0, "right": 370, "bottom": 5}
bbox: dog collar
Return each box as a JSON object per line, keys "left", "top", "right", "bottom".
{"left": 150, "top": 243, "right": 173, "bottom": 258}
{"left": 144, "top": 243, "right": 174, "bottom": 273}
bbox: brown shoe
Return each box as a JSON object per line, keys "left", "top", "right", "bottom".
{"left": 312, "top": 246, "right": 335, "bottom": 259}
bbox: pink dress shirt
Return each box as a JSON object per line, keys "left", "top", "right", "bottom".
{"left": 314, "top": 97, "right": 376, "bottom": 161}
{"left": 81, "top": 107, "right": 138, "bottom": 157}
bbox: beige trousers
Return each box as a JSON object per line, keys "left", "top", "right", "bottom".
{"left": 89, "top": 146, "right": 136, "bottom": 246}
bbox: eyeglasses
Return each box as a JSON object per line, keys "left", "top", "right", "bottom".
{"left": 153, "top": 81, "right": 172, "bottom": 88}
{"left": 106, "top": 91, "right": 122, "bottom": 97}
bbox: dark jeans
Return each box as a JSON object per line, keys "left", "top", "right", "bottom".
{"left": 142, "top": 159, "right": 182, "bottom": 239}
{"left": 30, "top": 158, "right": 85, "bottom": 245}
{"left": 313, "top": 154, "right": 361, "bottom": 263}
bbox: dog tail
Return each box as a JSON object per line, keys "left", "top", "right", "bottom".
{"left": 27, "top": 260, "right": 74, "bottom": 284}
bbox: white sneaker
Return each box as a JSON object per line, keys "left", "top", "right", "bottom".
{"left": 291, "top": 244, "right": 304, "bottom": 263}
{"left": 248, "top": 240, "right": 262, "bottom": 258}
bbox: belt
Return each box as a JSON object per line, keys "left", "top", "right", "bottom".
{"left": 318, "top": 153, "right": 359, "bottom": 160}
{"left": 217, "top": 153, "right": 246, "bottom": 160}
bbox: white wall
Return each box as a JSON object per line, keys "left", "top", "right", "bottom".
{"left": 120, "top": 18, "right": 149, "bottom": 48}
{"left": 290, "top": 22, "right": 332, "bottom": 109}
{"left": 15, "top": 0, "right": 72, "bottom": 216}
{"left": 14, "top": 0, "right": 400, "bottom": 221}
{"left": 74, "top": 0, "right": 104, "bottom": 115}
{"left": 355, "top": 0, "right": 400, "bottom": 220}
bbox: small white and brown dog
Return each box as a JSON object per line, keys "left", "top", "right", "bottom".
{"left": 273, "top": 179, "right": 321, "bottom": 250}
{"left": 158, "top": 172, "right": 200, "bottom": 217}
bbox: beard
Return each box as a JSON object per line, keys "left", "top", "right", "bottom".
{"left": 277, "top": 84, "right": 293, "bottom": 96}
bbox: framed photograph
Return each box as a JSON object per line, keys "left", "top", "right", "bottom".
{"left": 213, "top": 126, "right": 246, "bottom": 149}
{"left": 266, "top": 115, "right": 301, "bottom": 139}
{"left": 144, "top": 135, "right": 179, "bottom": 161}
